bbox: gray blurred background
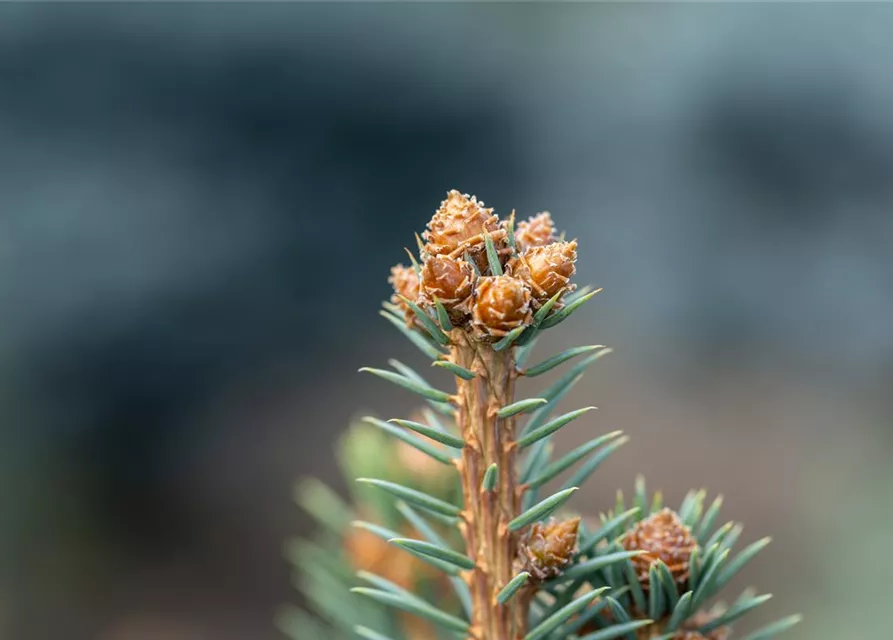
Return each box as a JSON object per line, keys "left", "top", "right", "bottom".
{"left": 0, "top": 4, "right": 890, "bottom": 640}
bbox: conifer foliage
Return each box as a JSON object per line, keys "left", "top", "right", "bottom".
{"left": 283, "top": 191, "right": 800, "bottom": 640}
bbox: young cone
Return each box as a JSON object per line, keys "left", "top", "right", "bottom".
{"left": 420, "top": 254, "right": 476, "bottom": 316}
{"left": 389, "top": 264, "right": 422, "bottom": 325}
{"left": 423, "top": 190, "right": 503, "bottom": 272}
{"left": 508, "top": 241, "right": 578, "bottom": 304}
{"left": 516, "top": 517, "right": 581, "bottom": 581}
{"left": 622, "top": 508, "right": 697, "bottom": 587}
{"left": 513, "top": 212, "right": 557, "bottom": 251}
{"left": 471, "top": 275, "right": 533, "bottom": 338}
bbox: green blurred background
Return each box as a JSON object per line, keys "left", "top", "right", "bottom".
{"left": 0, "top": 4, "right": 890, "bottom": 640}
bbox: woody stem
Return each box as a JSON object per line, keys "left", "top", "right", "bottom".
{"left": 452, "top": 330, "right": 527, "bottom": 640}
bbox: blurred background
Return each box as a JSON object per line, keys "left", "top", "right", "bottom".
{"left": 0, "top": 3, "right": 891, "bottom": 640}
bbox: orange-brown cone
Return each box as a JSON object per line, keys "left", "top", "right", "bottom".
{"left": 514, "top": 212, "right": 557, "bottom": 251}
{"left": 388, "top": 264, "right": 421, "bottom": 324}
{"left": 517, "top": 517, "right": 581, "bottom": 581}
{"left": 423, "top": 190, "right": 500, "bottom": 257}
{"left": 420, "top": 254, "right": 476, "bottom": 315}
{"left": 508, "top": 240, "right": 578, "bottom": 303}
{"left": 471, "top": 275, "right": 533, "bottom": 337}
{"left": 423, "top": 190, "right": 505, "bottom": 273}
{"left": 622, "top": 508, "right": 697, "bottom": 586}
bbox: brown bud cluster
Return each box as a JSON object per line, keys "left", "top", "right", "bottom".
{"left": 621, "top": 508, "right": 697, "bottom": 586}
{"left": 514, "top": 211, "right": 556, "bottom": 251}
{"left": 472, "top": 276, "right": 533, "bottom": 337}
{"left": 508, "top": 240, "right": 578, "bottom": 303}
{"left": 388, "top": 190, "right": 582, "bottom": 340}
{"left": 517, "top": 517, "right": 581, "bottom": 581}
{"left": 420, "top": 255, "right": 475, "bottom": 315}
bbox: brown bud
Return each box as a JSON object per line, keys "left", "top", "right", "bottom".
{"left": 423, "top": 190, "right": 500, "bottom": 259}
{"left": 517, "top": 517, "right": 581, "bottom": 581}
{"left": 508, "top": 241, "right": 578, "bottom": 302}
{"left": 621, "top": 508, "right": 697, "bottom": 586}
{"left": 388, "top": 264, "right": 421, "bottom": 324}
{"left": 420, "top": 255, "right": 475, "bottom": 314}
{"left": 471, "top": 275, "right": 533, "bottom": 337}
{"left": 514, "top": 211, "right": 556, "bottom": 250}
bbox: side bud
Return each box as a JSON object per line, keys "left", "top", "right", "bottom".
{"left": 516, "top": 517, "right": 581, "bottom": 581}
{"left": 621, "top": 508, "right": 697, "bottom": 586}
{"left": 471, "top": 275, "right": 533, "bottom": 337}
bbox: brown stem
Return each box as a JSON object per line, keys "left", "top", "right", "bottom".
{"left": 452, "top": 330, "right": 527, "bottom": 640}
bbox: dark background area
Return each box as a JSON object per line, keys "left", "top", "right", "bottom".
{"left": 0, "top": 4, "right": 890, "bottom": 640}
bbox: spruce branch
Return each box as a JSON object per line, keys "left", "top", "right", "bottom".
{"left": 288, "top": 189, "right": 799, "bottom": 640}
